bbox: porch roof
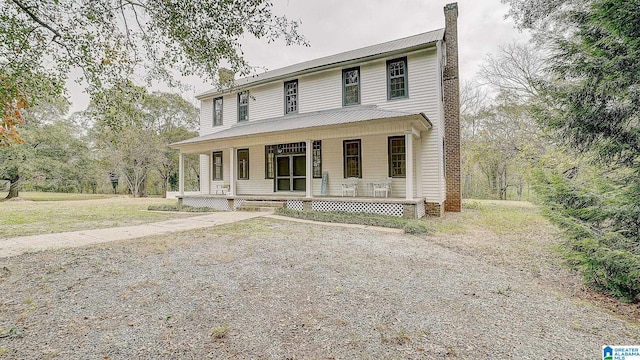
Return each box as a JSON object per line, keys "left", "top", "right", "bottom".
{"left": 170, "top": 105, "right": 431, "bottom": 149}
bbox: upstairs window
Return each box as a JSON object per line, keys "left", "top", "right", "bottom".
{"left": 387, "top": 57, "right": 408, "bottom": 99}
{"left": 388, "top": 136, "right": 406, "bottom": 178}
{"left": 342, "top": 67, "right": 360, "bottom": 106}
{"left": 284, "top": 80, "right": 298, "bottom": 114}
{"left": 213, "top": 97, "right": 223, "bottom": 126}
{"left": 212, "top": 151, "right": 223, "bottom": 180}
{"left": 238, "top": 91, "right": 249, "bottom": 122}
{"left": 343, "top": 139, "right": 362, "bottom": 178}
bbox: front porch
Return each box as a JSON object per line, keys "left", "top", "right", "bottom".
{"left": 179, "top": 194, "right": 427, "bottom": 218}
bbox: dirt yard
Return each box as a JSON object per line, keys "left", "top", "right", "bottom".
{"left": 0, "top": 202, "right": 639, "bottom": 359}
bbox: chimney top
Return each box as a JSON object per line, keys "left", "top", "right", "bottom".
{"left": 218, "top": 68, "right": 235, "bottom": 87}
{"left": 444, "top": 2, "right": 458, "bottom": 17}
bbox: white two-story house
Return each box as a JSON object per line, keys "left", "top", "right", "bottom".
{"left": 171, "top": 3, "right": 461, "bottom": 217}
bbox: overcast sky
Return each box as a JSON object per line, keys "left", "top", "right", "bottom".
{"left": 66, "top": 0, "right": 530, "bottom": 112}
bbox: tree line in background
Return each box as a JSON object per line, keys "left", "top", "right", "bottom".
{"left": 464, "top": 0, "right": 639, "bottom": 302}
{"left": 0, "top": 85, "right": 200, "bottom": 198}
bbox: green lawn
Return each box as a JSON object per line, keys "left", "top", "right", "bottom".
{"left": 0, "top": 194, "right": 200, "bottom": 238}
{"left": 1, "top": 191, "right": 117, "bottom": 201}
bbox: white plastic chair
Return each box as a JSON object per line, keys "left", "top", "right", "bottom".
{"left": 372, "top": 179, "right": 392, "bottom": 198}
{"left": 341, "top": 177, "right": 359, "bottom": 197}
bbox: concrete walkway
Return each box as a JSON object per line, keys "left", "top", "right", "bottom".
{"left": 0, "top": 212, "right": 265, "bottom": 258}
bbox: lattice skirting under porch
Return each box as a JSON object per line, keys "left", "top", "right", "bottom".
{"left": 311, "top": 200, "right": 404, "bottom": 217}
{"left": 182, "top": 196, "right": 427, "bottom": 218}
{"left": 286, "top": 200, "right": 304, "bottom": 211}
{"left": 183, "top": 197, "right": 230, "bottom": 211}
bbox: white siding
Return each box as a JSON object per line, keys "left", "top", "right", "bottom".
{"left": 195, "top": 47, "right": 445, "bottom": 201}
{"left": 220, "top": 93, "right": 236, "bottom": 130}
{"left": 361, "top": 49, "right": 440, "bottom": 121}
{"left": 248, "top": 82, "right": 283, "bottom": 121}
{"left": 199, "top": 95, "right": 237, "bottom": 135}
{"left": 298, "top": 70, "right": 342, "bottom": 113}
{"left": 210, "top": 149, "right": 228, "bottom": 192}
{"left": 420, "top": 129, "right": 441, "bottom": 202}
{"left": 199, "top": 99, "right": 213, "bottom": 136}
{"left": 199, "top": 154, "right": 210, "bottom": 194}
{"left": 235, "top": 145, "right": 273, "bottom": 195}
{"left": 307, "top": 135, "right": 407, "bottom": 197}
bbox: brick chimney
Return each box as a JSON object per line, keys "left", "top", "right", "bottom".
{"left": 218, "top": 67, "right": 235, "bottom": 88}
{"left": 443, "top": 3, "right": 461, "bottom": 212}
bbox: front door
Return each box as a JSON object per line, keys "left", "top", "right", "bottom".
{"left": 276, "top": 155, "right": 306, "bottom": 191}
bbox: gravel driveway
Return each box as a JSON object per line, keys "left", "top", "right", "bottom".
{"left": 0, "top": 217, "right": 638, "bottom": 359}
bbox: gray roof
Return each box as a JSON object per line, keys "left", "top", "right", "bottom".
{"left": 171, "top": 105, "right": 431, "bottom": 147}
{"left": 197, "top": 28, "right": 444, "bottom": 99}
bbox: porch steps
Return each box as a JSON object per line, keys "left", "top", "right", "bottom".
{"left": 236, "top": 200, "right": 286, "bottom": 213}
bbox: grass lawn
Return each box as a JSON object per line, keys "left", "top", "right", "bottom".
{"left": 0, "top": 194, "right": 201, "bottom": 238}
{"left": 0, "top": 192, "right": 117, "bottom": 202}
{"left": 430, "top": 199, "right": 560, "bottom": 275}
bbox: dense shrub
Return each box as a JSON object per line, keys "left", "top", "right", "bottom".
{"left": 147, "top": 204, "right": 216, "bottom": 212}
{"left": 533, "top": 169, "right": 640, "bottom": 302}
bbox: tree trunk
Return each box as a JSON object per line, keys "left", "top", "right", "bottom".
{"left": 139, "top": 178, "right": 148, "bottom": 198}
{"left": 5, "top": 176, "right": 20, "bottom": 199}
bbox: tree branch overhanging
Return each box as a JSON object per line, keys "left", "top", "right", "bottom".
{"left": 10, "top": 0, "right": 62, "bottom": 42}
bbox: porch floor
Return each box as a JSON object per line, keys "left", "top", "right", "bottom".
{"left": 179, "top": 193, "right": 426, "bottom": 204}
{"left": 179, "top": 194, "right": 427, "bottom": 218}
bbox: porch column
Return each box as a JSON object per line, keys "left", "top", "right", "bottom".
{"left": 202, "top": 153, "right": 211, "bottom": 195}
{"left": 229, "top": 147, "right": 235, "bottom": 196}
{"left": 305, "top": 139, "right": 312, "bottom": 198}
{"left": 405, "top": 131, "right": 414, "bottom": 200}
{"left": 178, "top": 152, "right": 184, "bottom": 196}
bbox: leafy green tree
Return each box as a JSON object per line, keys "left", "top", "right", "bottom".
{"left": 1, "top": 0, "right": 307, "bottom": 144}
{"left": 87, "top": 82, "right": 198, "bottom": 197}
{"left": 0, "top": 100, "right": 91, "bottom": 199}
{"left": 504, "top": 0, "right": 640, "bottom": 168}
{"left": 463, "top": 96, "right": 542, "bottom": 199}
{"left": 504, "top": 0, "right": 640, "bottom": 302}
{"left": 461, "top": 42, "right": 548, "bottom": 200}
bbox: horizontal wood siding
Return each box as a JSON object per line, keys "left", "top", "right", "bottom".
{"left": 209, "top": 149, "right": 228, "bottom": 192}
{"left": 420, "top": 129, "right": 442, "bottom": 202}
{"left": 298, "top": 69, "right": 342, "bottom": 113}
{"left": 199, "top": 99, "right": 213, "bottom": 136}
{"left": 360, "top": 49, "right": 440, "bottom": 123}
{"left": 194, "top": 47, "right": 445, "bottom": 201}
{"left": 200, "top": 95, "right": 239, "bottom": 136}
{"left": 249, "top": 82, "right": 283, "bottom": 121}
{"left": 219, "top": 93, "right": 236, "bottom": 131}
{"left": 316, "top": 135, "right": 406, "bottom": 197}
{"left": 235, "top": 145, "right": 274, "bottom": 195}
{"left": 199, "top": 154, "right": 210, "bottom": 194}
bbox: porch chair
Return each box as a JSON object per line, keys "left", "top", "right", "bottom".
{"left": 341, "top": 177, "right": 359, "bottom": 197}
{"left": 214, "top": 184, "right": 229, "bottom": 195}
{"left": 372, "top": 179, "right": 392, "bottom": 198}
